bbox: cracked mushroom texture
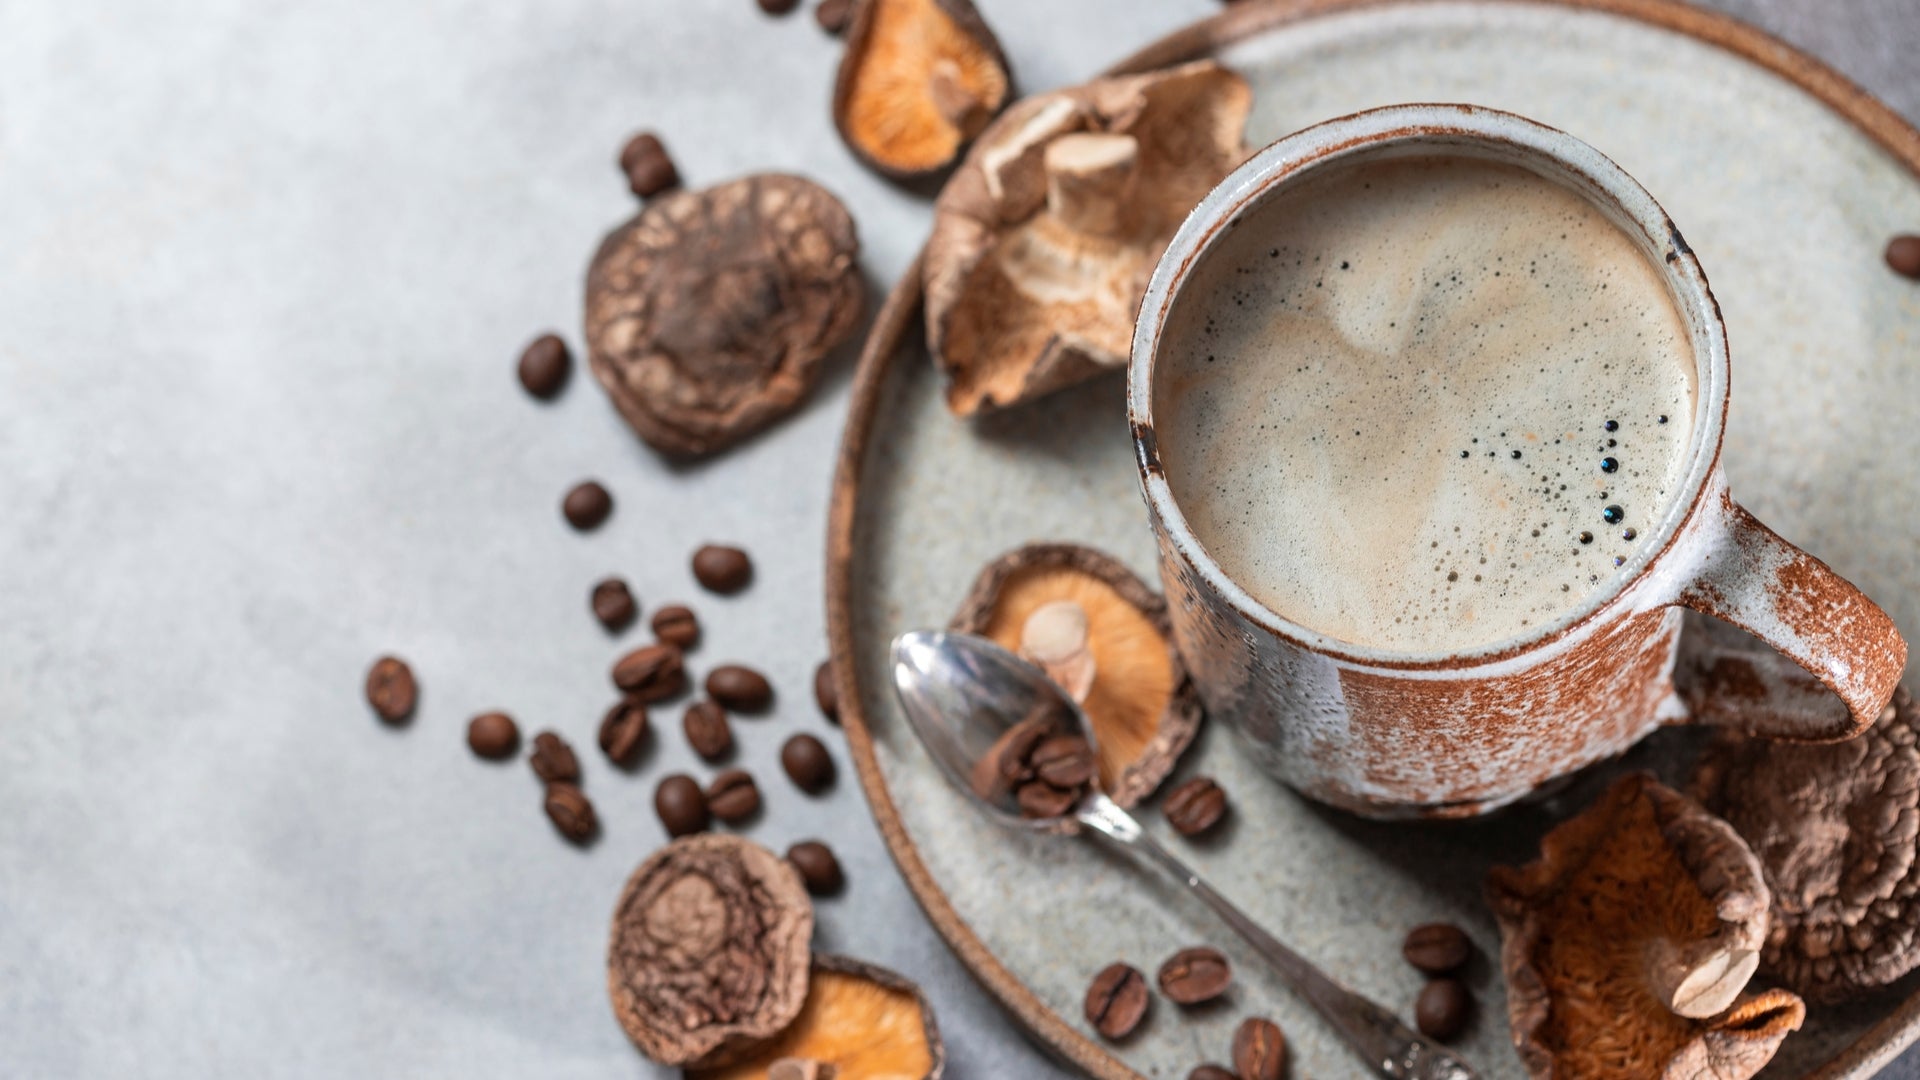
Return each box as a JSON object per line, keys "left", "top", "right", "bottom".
{"left": 1692, "top": 686, "right": 1920, "bottom": 1003}
{"left": 586, "top": 173, "right": 863, "bottom": 458}
{"left": 922, "top": 60, "right": 1251, "bottom": 416}
{"left": 833, "top": 0, "right": 1010, "bottom": 181}
{"left": 1486, "top": 773, "right": 1803, "bottom": 1080}
{"left": 689, "top": 954, "right": 945, "bottom": 1080}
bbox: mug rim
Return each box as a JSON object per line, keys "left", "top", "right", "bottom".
{"left": 1127, "top": 103, "right": 1730, "bottom": 671}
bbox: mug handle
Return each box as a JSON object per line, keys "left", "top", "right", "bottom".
{"left": 1671, "top": 490, "right": 1907, "bottom": 741}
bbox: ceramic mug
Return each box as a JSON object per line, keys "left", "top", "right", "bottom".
{"left": 1127, "top": 104, "right": 1908, "bottom": 819}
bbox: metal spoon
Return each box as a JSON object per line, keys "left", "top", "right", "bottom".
{"left": 891, "top": 630, "right": 1479, "bottom": 1080}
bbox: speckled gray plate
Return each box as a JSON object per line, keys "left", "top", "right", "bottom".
{"left": 825, "top": 1, "right": 1920, "bottom": 1076}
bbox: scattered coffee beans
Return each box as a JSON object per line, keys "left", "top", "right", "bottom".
{"left": 364, "top": 655, "right": 417, "bottom": 723}
{"left": 814, "top": 0, "right": 852, "bottom": 34}
{"left": 683, "top": 699, "right": 734, "bottom": 761}
{"left": 706, "top": 664, "right": 772, "bottom": 712}
{"left": 1887, "top": 234, "right": 1920, "bottom": 279}
{"left": 612, "top": 643, "right": 686, "bottom": 702}
{"left": 1163, "top": 775, "right": 1228, "bottom": 837}
{"left": 591, "top": 577, "right": 637, "bottom": 632}
{"left": 780, "top": 733, "right": 835, "bottom": 794}
{"left": 1084, "top": 962, "right": 1149, "bottom": 1040}
{"left": 1233, "top": 1016, "right": 1287, "bottom": 1080}
{"left": 598, "top": 700, "right": 650, "bottom": 766}
{"left": 1187, "top": 1067, "right": 1237, "bottom": 1080}
{"left": 1031, "top": 734, "right": 1096, "bottom": 788}
{"left": 787, "top": 840, "right": 844, "bottom": 895}
{"left": 654, "top": 773, "right": 710, "bottom": 837}
{"left": 691, "top": 544, "right": 752, "bottom": 593}
{"left": 544, "top": 783, "right": 597, "bottom": 843}
{"left": 466, "top": 711, "right": 519, "bottom": 759}
{"left": 1158, "top": 946, "right": 1232, "bottom": 1005}
{"left": 618, "top": 132, "right": 679, "bottom": 199}
{"left": 562, "top": 481, "right": 613, "bottom": 530}
{"left": 1415, "top": 977, "right": 1472, "bottom": 1041}
{"left": 651, "top": 604, "right": 700, "bottom": 648}
{"left": 1403, "top": 922, "right": 1472, "bottom": 976}
{"left": 757, "top": 0, "right": 799, "bottom": 14}
{"left": 516, "top": 333, "right": 570, "bottom": 399}
{"left": 530, "top": 731, "right": 580, "bottom": 784}
{"left": 813, "top": 659, "right": 839, "bottom": 723}
{"left": 706, "top": 769, "right": 762, "bottom": 823}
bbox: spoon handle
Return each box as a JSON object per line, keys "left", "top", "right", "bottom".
{"left": 1077, "top": 795, "right": 1479, "bottom": 1080}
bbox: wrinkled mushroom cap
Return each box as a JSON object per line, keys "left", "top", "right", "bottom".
{"left": 586, "top": 173, "right": 864, "bottom": 458}
{"left": 608, "top": 834, "right": 815, "bottom": 1068}
{"left": 833, "top": 0, "right": 1010, "bottom": 180}
{"left": 1487, "top": 773, "right": 1803, "bottom": 1079}
{"left": 1692, "top": 685, "right": 1920, "bottom": 1003}
{"left": 950, "top": 543, "right": 1202, "bottom": 807}
{"left": 688, "top": 954, "right": 945, "bottom": 1080}
{"left": 922, "top": 60, "right": 1251, "bottom": 416}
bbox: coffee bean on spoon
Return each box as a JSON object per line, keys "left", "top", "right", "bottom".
{"left": 654, "top": 773, "right": 709, "bottom": 837}
{"left": 1016, "top": 779, "right": 1079, "bottom": 819}
{"left": 787, "top": 840, "right": 844, "bottom": 895}
{"left": 597, "top": 699, "right": 649, "bottom": 766}
{"left": 1163, "top": 775, "right": 1228, "bottom": 837}
{"left": 1233, "top": 1016, "right": 1287, "bottom": 1080}
{"left": 651, "top": 604, "right": 700, "bottom": 649}
{"left": 691, "top": 544, "right": 752, "bottom": 593}
{"left": 1031, "top": 734, "right": 1095, "bottom": 788}
{"left": 706, "top": 769, "right": 761, "bottom": 823}
{"left": 529, "top": 731, "right": 580, "bottom": 784}
{"left": 562, "top": 480, "right": 613, "bottom": 530}
{"left": 706, "top": 664, "right": 772, "bottom": 712}
{"left": 364, "top": 655, "right": 417, "bottom": 724}
{"left": 780, "top": 733, "right": 835, "bottom": 794}
{"left": 544, "top": 783, "right": 597, "bottom": 843}
{"left": 1403, "top": 922, "right": 1472, "bottom": 976}
{"left": 1415, "top": 978, "right": 1472, "bottom": 1041}
{"left": 591, "top": 577, "right": 637, "bottom": 632}
{"left": 683, "top": 700, "right": 734, "bottom": 762}
{"left": 466, "top": 711, "right": 519, "bottom": 759}
{"left": 1084, "top": 962, "right": 1149, "bottom": 1040}
{"left": 516, "top": 333, "right": 570, "bottom": 399}
{"left": 813, "top": 659, "right": 839, "bottom": 723}
{"left": 1158, "top": 946, "right": 1232, "bottom": 1005}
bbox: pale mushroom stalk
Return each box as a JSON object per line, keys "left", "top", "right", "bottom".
{"left": 1019, "top": 598, "right": 1096, "bottom": 702}
{"left": 1647, "top": 938, "right": 1761, "bottom": 1019}
{"left": 1042, "top": 133, "right": 1139, "bottom": 239}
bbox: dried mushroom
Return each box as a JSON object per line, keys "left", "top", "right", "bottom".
{"left": 951, "top": 543, "right": 1201, "bottom": 807}
{"left": 833, "top": 0, "right": 1010, "bottom": 180}
{"left": 1487, "top": 773, "right": 1803, "bottom": 1079}
{"left": 922, "top": 60, "right": 1251, "bottom": 415}
{"left": 1691, "top": 686, "right": 1920, "bottom": 1003}
{"left": 689, "top": 954, "right": 944, "bottom": 1080}
{"left": 608, "top": 834, "right": 814, "bottom": 1068}
{"left": 586, "top": 173, "right": 864, "bottom": 458}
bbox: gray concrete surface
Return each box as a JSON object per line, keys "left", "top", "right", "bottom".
{"left": 0, "top": 1, "right": 1912, "bottom": 1077}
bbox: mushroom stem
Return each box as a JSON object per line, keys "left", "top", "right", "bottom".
{"left": 1043, "top": 132, "right": 1139, "bottom": 238}
{"left": 929, "top": 59, "right": 991, "bottom": 139}
{"left": 1648, "top": 938, "right": 1760, "bottom": 1019}
{"left": 1020, "top": 599, "right": 1096, "bottom": 703}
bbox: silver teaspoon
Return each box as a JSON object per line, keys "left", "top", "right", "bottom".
{"left": 890, "top": 630, "right": 1478, "bottom": 1080}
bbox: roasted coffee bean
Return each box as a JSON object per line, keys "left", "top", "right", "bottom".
{"left": 597, "top": 700, "right": 649, "bottom": 766}
{"left": 1016, "top": 779, "right": 1079, "bottom": 819}
{"left": 516, "top": 333, "right": 570, "bottom": 398}
{"left": 814, "top": 0, "right": 852, "bottom": 34}
{"left": 780, "top": 733, "right": 835, "bottom": 794}
{"left": 1163, "top": 775, "right": 1228, "bottom": 837}
{"left": 591, "top": 577, "right": 637, "bottom": 632}
{"left": 1187, "top": 1067, "right": 1237, "bottom": 1080}
{"left": 654, "top": 773, "right": 709, "bottom": 837}
{"left": 1233, "top": 1016, "right": 1287, "bottom": 1080}
{"left": 691, "top": 544, "right": 752, "bottom": 593}
{"left": 1083, "top": 962, "right": 1149, "bottom": 1040}
{"left": 1031, "top": 734, "right": 1096, "bottom": 788}
{"left": 970, "top": 716, "right": 1049, "bottom": 800}
{"left": 530, "top": 731, "right": 580, "bottom": 783}
{"left": 544, "top": 783, "right": 597, "bottom": 843}
{"left": 562, "top": 481, "right": 613, "bottom": 530}
{"left": 706, "top": 664, "right": 772, "bottom": 712}
{"left": 364, "top": 655, "right": 417, "bottom": 723}
{"left": 787, "top": 840, "right": 844, "bottom": 895}
{"left": 651, "top": 604, "right": 700, "bottom": 648}
{"left": 706, "top": 769, "right": 762, "bottom": 823}
{"left": 813, "top": 659, "right": 839, "bottom": 723}
{"left": 466, "top": 711, "right": 519, "bottom": 759}
{"left": 1415, "top": 978, "right": 1471, "bottom": 1041}
{"left": 612, "top": 642, "right": 686, "bottom": 702}
{"left": 1403, "top": 922, "right": 1472, "bottom": 976}
{"left": 1158, "top": 946, "right": 1232, "bottom": 1005}
{"left": 683, "top": 700, "right": 734, "bottom": 761}
{"left": 618, "top": 132, "right": 679, "bottom": 199}
{"left": 1887, "top": 234, "right": 1920, "bottom": 279}
{"left": 758, "top": 0, "right": 799, "bottom": 13}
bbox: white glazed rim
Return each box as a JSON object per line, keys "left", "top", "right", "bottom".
{"left": 1127, "top": 103, "right": 1729, "bottom": 671}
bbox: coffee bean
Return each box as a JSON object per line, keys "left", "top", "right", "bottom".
{"left": 591, "top": 578, "right": 637, "bottom": 632}
{"left": 618, "top": 132, "right": 679, "bottom": 199}
{"left": 758, "top": 0, "right": 799, "bottom": 13}
{"left": 530, "top": 731, "right": 580, "bottom": 784}
{"left": 364, "top": 655, "right": 417, "bottom": 723}
{"left": 544, "top": 783, "right": 597, "bottom": 843}
{"left": 1016, "top": 779, "right": 1079, "bottom": 819}
{"left": 516, "top": 333, "right": 570, "bottom": 399}
{"left": 787, "top": 840, "right": 844, "bottom": 895}
{"left": 562, "top": 481, "right": 613, "bottom": 530}
{"left": 813, "top": 659, "right": 839, "bottom": 723}
{"left": 1158, "top": 946, "right": 1232, "bottom": 1005}
{"left": 706, "top": 769, "right": 762, "bottom": 823}
{"left": 1233, "top": 1016, "right": 1287, "bottom": 1080}
{"left": 814, "top": 0, "right": 852, "bottom": 34}
{"left": 706, "top": 664, "right": 772, "bottom": 712}
{"left": 780, "top": 733, "right": 835, "bottom": 794}
{"left": 1887, "top": 234, "right": 1920, "bottom": 279}
{"left": 692, "top": 544, "right": 752, "bottom": 593}
{"left": 651, "top": 604, "right": 700, "bottom": 649}
{"left": 598, "top": 699, "right": 649, "bottom": 766}
{"left": 1187, "top": 1067, "right": 1237, "bottom": 1080}
{"left": 1415, "top": 978, "right": 1472, "bottom": 1041}
{"left": 1403, "top": 923, "right": 1472, "bottom": 976}
{"left": 466, "top": 711, "right": 519, "bottom": 759}
{"left": 1163, "top": 775, "right": 1228, "bottom": 837}
{"left": 612, "top": 642, "right": 686, "bottom": 702}
{"left": 683, "top": 699, "right": 734, "bottom": 761}
{"left": 654, "top": 773, "right": 709, "bottom": 837}
{"left": 1031, "top": 734, "right": 1096, "bottom": 788}
{"left": 1083, "top": 962, "right": 1149, "bottom": 1040}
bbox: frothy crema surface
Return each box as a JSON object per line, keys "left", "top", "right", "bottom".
{"left": 1155, "top": 155, "right": 1697, "bottom": 653}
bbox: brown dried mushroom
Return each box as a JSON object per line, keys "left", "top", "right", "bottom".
{"left": 586, "top": 173, "right": 864, "bottom": 458}
{"left": 689, "top": 954, "right": 944, "bottom": 1080}
{"left": 608, "top": 834, "right": 814, "bottom": 1068}
{"left": 951, "top": 543, "right": 1201, "bottom": 807}
{"left": 1487, "top": 773, "right": 1803, "bottom": 1079}
{"left": 1692, "top": 685, "right": 1920, "bottom": 1003}
{"left": 833, "top": 0, "right": 1010, "bottom": 181}
{"left": 922, "top": 60, "right": 1251, "bottom": 415}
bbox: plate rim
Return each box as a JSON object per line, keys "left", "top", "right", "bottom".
{"left": 823, "top": 2, "right": 1920, "bottom": 1076}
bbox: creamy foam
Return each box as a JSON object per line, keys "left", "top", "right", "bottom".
{"left": 1156, "top": 155, "right": 1697, "bottom": 653}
